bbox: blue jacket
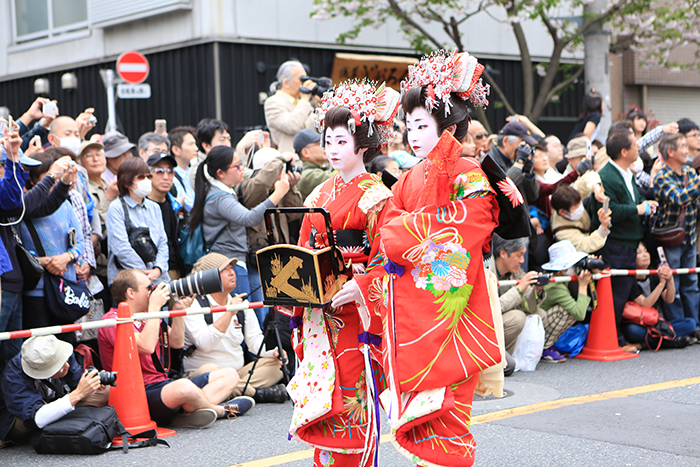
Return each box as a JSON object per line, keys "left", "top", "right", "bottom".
{"left": 0, "top": 158, "right": 30, "bottom": 275}
{"left": 0, "top": 353, "right": 82, "bottom": 441}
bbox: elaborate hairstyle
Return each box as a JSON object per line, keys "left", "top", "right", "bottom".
{"left": 323, "top": 106, "right": 380, "bottom": 163}
{"left": 315, "top": 79, "right": 400, "bottom": 151}
{"left": 401, "top": 86, "right": 471, "bottom": 142}
{"left": 400, "top": 49, "right": 490, "bottom": 114}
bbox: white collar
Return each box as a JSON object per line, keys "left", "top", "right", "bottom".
{"left": 609, "top": 159, "right": 632, "bottom": 179}
{"left": 210, "top": 179, "right": 234, "bottom": 195}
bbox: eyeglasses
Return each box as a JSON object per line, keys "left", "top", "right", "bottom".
{"left": 152, "top": 167, "right": 173, "bottom": 175}
{"left": 229, "top": 162, "right": 243, "bottom": 171}
{"left": 134, "top": 173, "right": 153, "bottom": 181}
{"left": 474, "top": 133, "right": 489, "bottom": 139}
{"left": 686, "top": 132, "right": 700, "bottom": 138}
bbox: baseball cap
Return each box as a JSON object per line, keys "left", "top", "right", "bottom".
{"left": 21, "top": 335, "right": 73, "bottom": 379}
{"left": 293, "top": 129, "right": 321, "bottom": 155}
{"left": 500, "top": 121, "right": 539, "bottom": 145}
{"left": 77, "top": 140, "right": 104, "bottom": 159}
{"left": 102, "top": 131, "right": 135, "bottom": 159}
{"left": 147, "top": 152, "right": 177, "bottom": 167}
{"left": 566, "top": 136, "right": 589, "bottom": 159}
{"left": 0, "top": 146, "right": 41, "bottom": 167}
{"left": 192, "top": 252, "right": 238, "bottom": 273}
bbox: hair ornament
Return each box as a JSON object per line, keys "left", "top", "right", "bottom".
{"left": 401, "top": 48, "right": 490, "bottom": 114}
{"left": 315, "top": 78, "right": 401, "bottom": 149}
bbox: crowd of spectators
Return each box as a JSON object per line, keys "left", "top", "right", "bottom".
{"left": 1, "top": 77, "right": 699, "bottom": 448}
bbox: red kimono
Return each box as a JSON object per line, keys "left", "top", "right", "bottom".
{"left": 355, "top": 132, "right": 503, "bottom": 467}
{"left": 283, "top": 173, "right": 390, "bottom": 467}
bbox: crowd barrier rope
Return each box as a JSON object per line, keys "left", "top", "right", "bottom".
{"left": 497, "top": 268, "right": 699, "bottom": 287}
{"left": 0, "top": 301, "right": 264, "bottom": 341}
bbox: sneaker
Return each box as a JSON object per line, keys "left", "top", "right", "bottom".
{"left": 171, "top": 408, "right": 217, "bottom": 428}
{"left": 253, "top": 384, "right": 288, "bottom": 404}
{"left": 220, "top": 396, "right": 255, "bottom": 419}
{"left": 541, "top": 347, "right": 566, "bottom": 363}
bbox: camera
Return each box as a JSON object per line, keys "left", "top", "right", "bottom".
{"left": 86, "top": 366, "right": 118, "bottom": 387}
{"left": 285, "top": 159, "right": 303, "bottom": 175}
{"left": 536, "top": 274, "right": 552, "bottom": 286}
{"left": 576, "top": 257, "right": 605, "bottom": 273}
{"left": 300, "top": 76, "right": 332, "bottom": 98}
{"left": 88, "top": 116, "right": 97, "bottom": 125}
{"left": 149, "top": 267, "right": 224, "bottom": 298}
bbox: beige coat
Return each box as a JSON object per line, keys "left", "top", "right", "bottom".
{"left": 263, "top": 91, "right": 315, "bottom": 154}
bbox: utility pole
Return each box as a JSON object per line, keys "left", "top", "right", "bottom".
{"left": 584, "top": 0, "right": 611, "bottom": 142}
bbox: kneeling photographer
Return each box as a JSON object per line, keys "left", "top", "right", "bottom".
{"left": 0, "top": 336, "right": 110, "bottom": 447}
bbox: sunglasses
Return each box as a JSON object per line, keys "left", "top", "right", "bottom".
{"left": 134, "top": 173, "right": 153, "bottom": 181}
{"left": 152, "top": 167, "right": 173, "bottom": 175}
{"left": 474, "top": 133, "right": 489, "bottom": 139}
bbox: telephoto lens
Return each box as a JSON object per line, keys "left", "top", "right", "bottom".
{"left": 169, "top": 267, "right": 223, "bottom": 298}
{"left": 87, "top": 366, "right": 118, "bottom": 387}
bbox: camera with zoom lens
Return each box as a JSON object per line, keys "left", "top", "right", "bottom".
{"left": 300, "top": 76, "right": 332, "bottom": 98}
{"left": 86, "top": 366, "right": 118, "bottom": 387}
{"left": 149, "top": 267, "right": 224, "bottom": 298}
{"left": 285, "top": 159, "right": 303, "bottom": 175}
{"left": 576, "top": 257, "right": 605, "bottom": 273}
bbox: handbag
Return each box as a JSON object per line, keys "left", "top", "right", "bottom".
{"left": 646, "top": 318, "right": 677, "bottom": 352}
{"left": 651, "top": 174, "right": 687, "bottom": 247}
{"left": 11, "top": 224, "right": 43, "bottom": 291}
{"left": 512, "top": 314, "right": 545, "bottom": 372}
{"left": 622, "top": 301, "right": 659, "bottom": 326}
{"left": 25, "top": 220, "right": 91, "bottom": 323}
{"left": 120, "top": 197, "right": 157, "bottom": 265}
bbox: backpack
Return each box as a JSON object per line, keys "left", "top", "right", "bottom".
{"left": 33, "top": 405, "right": 169, "bottom": 454}
{"left": 179, "top": 192, "right": 227, "bottom": 266}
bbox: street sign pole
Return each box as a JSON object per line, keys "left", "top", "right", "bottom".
{"left": 99, "top": 69, "right": 120, "bottom": 134}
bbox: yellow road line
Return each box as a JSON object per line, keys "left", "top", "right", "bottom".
{"left": 231, "top": 376, "right": 700, "bottom": 467}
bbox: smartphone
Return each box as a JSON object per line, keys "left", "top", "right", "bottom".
{"left": 68, "top": 227, "right": 77, "bottom": 248}
{"left": 259, "top": 131, "right": 265, "bottom": 144}
{"left": 657, "top": 247, "right": 667, "bottom": 266}
{"left": 602, "top": 197, "right": 609, "bottom": 214}
{"left": 155, "top": 119, "right": 167, "bottom": 134}
{"left": 42, "top": 102, "right": 57, "bottom": 118}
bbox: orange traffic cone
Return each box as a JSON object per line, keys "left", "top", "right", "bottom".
{"left": 575, "top": 271, "right": 638, "bottom": 362}
{"left": 109, "top": 302, "right": 176, "bottom": 443}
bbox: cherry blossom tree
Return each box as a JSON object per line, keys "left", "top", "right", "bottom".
{"left": 312, "top": 0, "right": 700, "bottom": 124}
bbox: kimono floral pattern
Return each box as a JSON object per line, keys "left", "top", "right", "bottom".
{"left": 451, "top": 172, "right": 491, "bottom": 201}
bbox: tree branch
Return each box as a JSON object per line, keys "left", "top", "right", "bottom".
{"left": 480, "top": 66, "right": 517, "bottom": 116}
{"left": 387, "top": 0, "right": 445, "bottom": 50}
{"left": 509, "top": 13, "right": 534, "bottom": 114}
{"left": 544, "top": 65, "right": 584, "bottom": 104}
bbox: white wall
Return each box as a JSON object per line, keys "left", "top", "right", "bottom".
{"left": 1, "top": 0, "right": 583, "bottom": 79}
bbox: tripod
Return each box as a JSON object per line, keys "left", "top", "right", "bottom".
{"left": 242, "top": 311, "right": 293, "bottom": 398}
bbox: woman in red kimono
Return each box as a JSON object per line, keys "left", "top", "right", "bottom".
{"left": 281, "top": 80, "right": 400, "bottom": 467}
{"left": 333, "top": 50, "right": 518, "bottom": 467}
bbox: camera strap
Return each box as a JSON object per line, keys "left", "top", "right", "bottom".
{"left": 151, "top": 320, "right": 170, "bottom": 375}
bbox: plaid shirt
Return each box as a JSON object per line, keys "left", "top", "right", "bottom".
{"left": 653, "top": 164, "right": 700, "bottom": 246}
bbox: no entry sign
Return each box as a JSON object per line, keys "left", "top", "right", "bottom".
{"left": 116, "top": 51, "right": 149, "bottom": 84}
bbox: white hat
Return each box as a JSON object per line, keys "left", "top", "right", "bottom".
{"left": 541, "top": 240, "right": 588, "bottom": 272}
{"left": 21, "top": 336, "right": 73, "bottom": 379}
{"left": 252, "top": 147, "right": 282, "bottom": 171}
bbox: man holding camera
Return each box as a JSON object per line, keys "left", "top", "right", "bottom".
{"left": 0, "top": 335, "right": 109, "bottom": 447}
{"left": 264, "top": 60, "right": 318, "bottom": 153}
{"left": 98, "top": 269, "right": 250, "bottom": 428}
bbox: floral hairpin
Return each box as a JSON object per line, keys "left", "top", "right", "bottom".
{"left": 315, "top": 79, "right": 400, "bottom": 149}
{"left": 401, "top": 49, "right": 490, "bottom": 115}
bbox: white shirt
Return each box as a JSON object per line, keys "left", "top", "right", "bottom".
{"left": 543, "top": 167, "right": 564, "bottom": 183}
{"left": 182, "top": 294, "right": 275, "bottom": 372}
{"left": 609, "top": 159, "right": 636, "bottom": 201}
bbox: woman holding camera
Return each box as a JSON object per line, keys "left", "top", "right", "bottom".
{"left": 278, "top": 80, "right": 399, "bottom": 467}
{"left": 189, "top": 145, "right": 289, "bottom": 301}
{"left": 333, "top": 50, "right": 504, "bottom": 467}
{"left": 106, "top": 157, "right": 169, "bottom": 286}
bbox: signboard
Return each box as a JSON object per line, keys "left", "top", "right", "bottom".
{"left": 116, "top": 51, "right": 150, "bottom": 84}
{"left": 331, "top": 53, "right": 416, "bottom": 91}
{"left": 117, "top": 83, "right": 151, "bottom": 99}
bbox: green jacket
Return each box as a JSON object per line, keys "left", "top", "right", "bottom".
{"left": 591, "top": 161, "right": 644, "bottom": 248}
{"left": 297, "top": 161, "right": 333, "bottom": 202}
{"left": 540, "top": 282, "right": 590, "bottom": 321}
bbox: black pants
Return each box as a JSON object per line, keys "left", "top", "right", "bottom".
{"left": 600, "top": 241, "right": 637, "bottom": 345}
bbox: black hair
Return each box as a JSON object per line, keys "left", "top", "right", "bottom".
{"left": 117, "top": 157, "right": 150, "bottom": 197}
{"left": 367, "top": 156, "right": 395, "bottom": 174}
{"left": 608, "top": 121, "right": 633, "bottom": 136}
{"left": 606, "top": 131, "right": 634, "bottom": 161}
{"left": 551, "top": 185, "right": 581, "bottom": 212}
{"left": 678, "top": 118, "right": 699, "bottom": 135}
{"left": 577, "top": 91, "right": 603, "bottom": 122}
{"left": 400, "top": 86, "right": 470, "bottom": 141}
{"left": 322, "top": 106, "right": 379, "bottom": 164}
{"left": 169, "top": 126, "right": 197, "bottom": 150}
{"left": 195, "top": 118, "right": 229, "bottom": 153}
{"left": 190, "top": 145, "right": 235, "bottom": 229}
{"left": 26, "top": 152, "right": 57, "bottom": 189}
{"left": 626, "top": 108, "right": 647, "bottom": 124}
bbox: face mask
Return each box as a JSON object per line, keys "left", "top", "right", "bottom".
{"left": 59, "top": 136, "right": 81, "bottom": 156}
{"left": 133, "top": 179, "right": 152, "bottom": 198}
{"left": 631, "top": 156, "right": 644, "bottom": 174}
{"left": 565, "top": 203, "right": 585, "bottom": 221}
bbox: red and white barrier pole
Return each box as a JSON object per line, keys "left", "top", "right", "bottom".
{"left": 497, "top": 268, "right": 699, "bottom": 287}
{"left": 0, "top": 301, "right": 265, "bottom": 341}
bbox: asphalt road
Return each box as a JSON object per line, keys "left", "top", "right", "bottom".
{"left": 3, "top": 344, "right": 700, "bottom": 467}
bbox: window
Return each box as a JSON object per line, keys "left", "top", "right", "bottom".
{"left": 13, "top": 0, "right": 88, "bottom": 42}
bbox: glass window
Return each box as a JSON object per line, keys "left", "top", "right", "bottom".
{"left": 53, "top": 0, "right": 88, "bottom": 29}
{"left": 13, "top": 0, "right": 87, "bottom": 42}
{"left": 15, "top": 0, "right": 49, "bottom": 37}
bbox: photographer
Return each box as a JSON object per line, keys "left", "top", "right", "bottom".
{"left": 550, "top": 185, "right": 611, "bottom": 253}
{"left": 538, "top": 241, "right": 595, "bottom": 362}
{"left": 264, "top": 60, "right": 318, "bottom": 153}
{"left": 237, "top": 148, "right": 302, "bottom": 326}
{"left": 0, "top": 336, "right": 109, "bottom": 447}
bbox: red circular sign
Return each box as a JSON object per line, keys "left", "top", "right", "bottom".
{"left": 116, "top": 51, "right": 150, "bottom": 84}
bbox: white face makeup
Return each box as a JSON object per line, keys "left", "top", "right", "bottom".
{"left": 405, "top": 107, "right": 440, "bottom": 159}
{"left": 324, "top": 126, "right": 365, "bottom": 178}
